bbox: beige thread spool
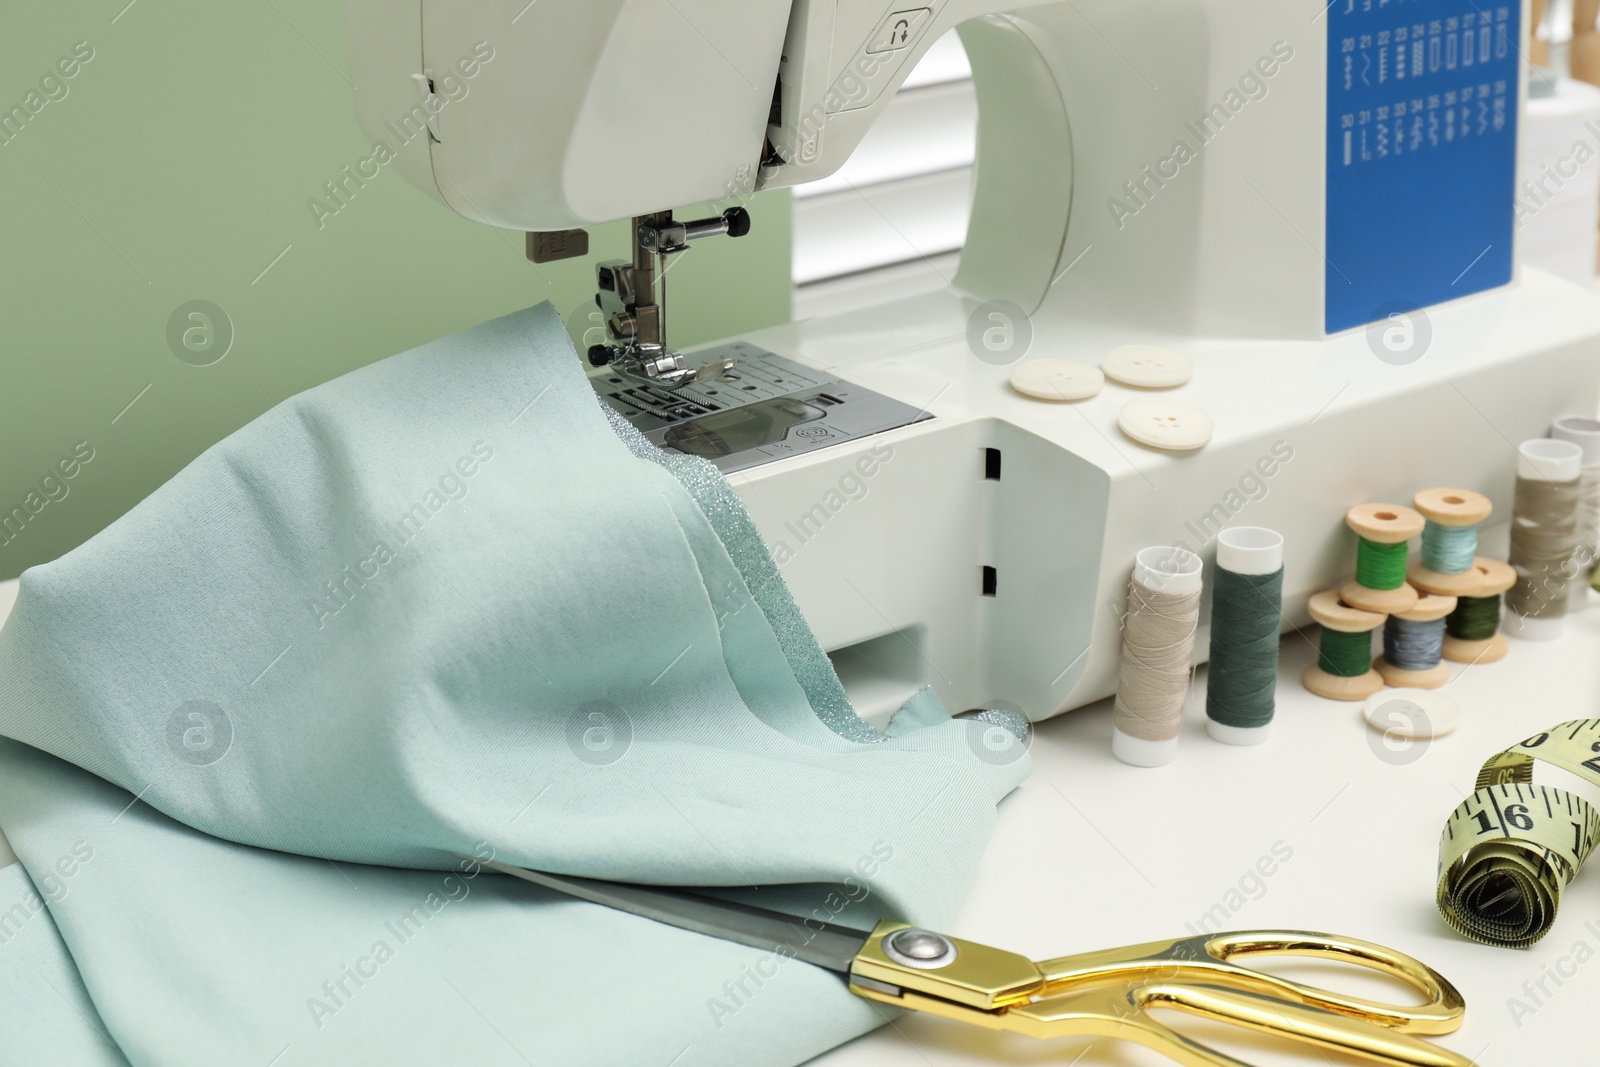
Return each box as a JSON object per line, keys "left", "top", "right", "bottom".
{"left": 1408, "top": 488, "right": 1493, "bottom": 597}
{"left": 1340, "top": 503, "right": 1423, "bottom": 614}
{"left": 1506, "top": 439, "right": 1584, "bottom": 641}
{"left": 1373, "top": 592, "right": 1458, "bottom": 690}
{"left": 1303, "top": 589, "right": 1387, "bottom": 701}
{"left": 1441, "top": 557, "right": 1516, "bottom": 665}
{"left": 1112, "top": 546, "right": 1203, "bottom": 768}
{"left": 1551, "top": 416, "right": 1600, "bottom": 610}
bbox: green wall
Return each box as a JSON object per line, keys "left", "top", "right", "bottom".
{"left": 0, "top": 1, "right": 792, "bottom": 581}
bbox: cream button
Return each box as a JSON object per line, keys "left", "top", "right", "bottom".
{"left": 1009, "top": 359, "right": 1104, "bottom": 401}
{"left": 1364, "top": 689, "right": 1460, "bottom": 739}
{"left": 1101, "top": 344, "right": 1193, "bottom": 388}
{"left": 1118, "top": 398, "right": 1213, "bottom": 450}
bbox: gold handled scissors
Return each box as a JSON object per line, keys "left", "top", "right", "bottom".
{"left": 466, "top": 857, "right": 1473, "bottom": 1066}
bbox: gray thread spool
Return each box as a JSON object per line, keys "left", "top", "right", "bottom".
{"left": 1384, "top": 615, "right": 1446, "bottom": 670}
{"left": 1552, "top": 416, "right": 1600, "bottom": 610}
{"left": 1112, "top": 546, "right": 1202, "bottom": 768}
{"left": 1507, "top": 439, "right": 1584, "bottom": 640}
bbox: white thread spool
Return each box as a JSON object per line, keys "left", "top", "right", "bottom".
{"left": 1507, "top": 439, "right": 1583, "bottom": 641}
{"left": 1206, "top": 526, "right": 1284, "bottom": 748}
{"left": 1552, "top": 416, "right": 1600, "bottom": 611}
{"left": 1112, "top": 546, "right": 1202, "bottom": 768}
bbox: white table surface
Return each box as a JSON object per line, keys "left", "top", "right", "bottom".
{"left": 810, "top": 598, "right": 1600, "bottom": 1067}
{"left": 2, "top": 576, "right": 1595, "bottom": 1064}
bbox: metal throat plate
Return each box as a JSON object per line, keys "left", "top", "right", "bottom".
{"left": 591, "top": 342, "right": 931, "bottom": 474}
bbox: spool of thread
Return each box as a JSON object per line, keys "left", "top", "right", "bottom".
{"left": 1408, "top": 488, "right": 1493, "bottom": 597}
{"left": 1442, "top": 557, "right": 1517, "bottom": 665}
{"left": 1374, "top": 592, "right": 1457, "bottom": 689}
{"left": 1551, "top": 416, "right": 1600, "bottom": 610}
{"left": 1206, "top": 527, "right": 1283, "bottom": 747}
{"left": 1339, "top": 503, "right": 1422, "bottom": 615}
{"left": 1506, "top": 439, "right": 1584, "bottom": 641}
{"left": 1303, "top": 589, "right": 1386, "bottom": 701}
{"left": 1112, "top": 546, "right": 1203, "bottom": 768}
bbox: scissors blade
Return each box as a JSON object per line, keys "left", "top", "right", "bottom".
{"left": 466, "top": 856, "right": 873, "bottom": 973}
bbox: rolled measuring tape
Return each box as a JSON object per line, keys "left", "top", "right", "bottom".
{"left": 1436, "top": 720, "right": 1600, "bottom": 947}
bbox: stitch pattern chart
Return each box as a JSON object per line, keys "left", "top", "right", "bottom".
{"left": 1325, "top": 1, "right": 1520, "bottom": 333}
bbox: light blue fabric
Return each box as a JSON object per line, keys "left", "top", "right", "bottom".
{"left": 0, "top": 303, "right": 1027, "bottom": 1065}
{"left": 0, "top": 857, "right": 126, "bottom": 1066}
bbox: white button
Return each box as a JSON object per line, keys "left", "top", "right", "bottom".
{"left": 1101, "top": 344, "right": 1193, "bottom": 388}
{"left": 1118, "top": 398, "right": 1213, "bottom": 450}
{"left": 1364, "top": 690, "right": 1460, "bottom": 739}
{"left": 866, "top": 9, "right": 932, "bottom": 53}
{"left": 1009, "top": 359, "right": 1103, "bottom": 401}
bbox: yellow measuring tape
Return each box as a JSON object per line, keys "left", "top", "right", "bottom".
{"left": 1437, "top": 720, "right": 1600, "bottom": 947}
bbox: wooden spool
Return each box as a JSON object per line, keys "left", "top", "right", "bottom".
{"left": 1409, "top": 488, "right": 1494, "bottom": 597}
{"left": 1440, "top": 557, "right": 1517, "bottom": 666}
{"left": 1374, "top": 592, "right": 1458, "bottom": 690}
{"left": 1340, "top": 503, "right": 1423, "bottom": 614}
{"left": 1303, "top": 589, "right": 1387, "bottom": 701}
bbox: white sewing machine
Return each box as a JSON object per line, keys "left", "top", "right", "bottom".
{"left": 345, "top": 0, "right": 1600, "bottom": 726}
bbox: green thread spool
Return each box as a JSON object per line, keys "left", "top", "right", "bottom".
{"left": 1447, "top": 595, "right": 1501, "bottom": 641}
{"left": 1355, "top": 538, "right": 1409, "bottom": 590}
{"left": 1440, "top": 557, "right": 1515, "bottom": 666}
{"left": 1305, "top": 589, "right": 1385, "bottom": 700}
{"left": 1318, "top": 627, "right": 1373, "bottom": 677}
{"left": 1342, "top": 504, "right": 1423, "bottom": 616}
{"left": 1206, "top": 527, "right": 1284, "bottom": 743}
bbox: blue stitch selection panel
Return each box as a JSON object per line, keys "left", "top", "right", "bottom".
{"left": 1325, "top": 1, "right": 1519, "bottom": 334}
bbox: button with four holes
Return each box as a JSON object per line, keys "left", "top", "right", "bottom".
{"left": 1009, "top": 359, "right": 1104, "bottom": 401}
{"left": 1101, "top": 344, "right": 1194, "bottom": 388}
{"left": 1364, "top": 689, "right": 1460, "bottom": 739}
{"left": 1118, "top": 398, "right": 1213, "bottom": 451}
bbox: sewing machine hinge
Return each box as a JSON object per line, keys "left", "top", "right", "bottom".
{"left": 526, "top": 229, "right": 591, "bottom": 264}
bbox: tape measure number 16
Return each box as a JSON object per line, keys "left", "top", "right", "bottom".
{"left": 1437, "top": 720, "right": 1600, "bottom": 948}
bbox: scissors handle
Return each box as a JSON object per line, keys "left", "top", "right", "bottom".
{"left": 851, "top": 924, "right": 1475, "bottom": 1067}
{"left": 1033, "top": 929, "right": 1465, "bottom": 1036}
{"left": 1001, "top": 981, "right": 1475, "bottom": 1067}
{"left": 1201, "top": 930, "right": 1466, "bottom": 1036}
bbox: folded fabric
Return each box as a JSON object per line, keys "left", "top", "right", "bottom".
{"left": 0, "top": 303, "right": 1029, "bottom": 1065}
